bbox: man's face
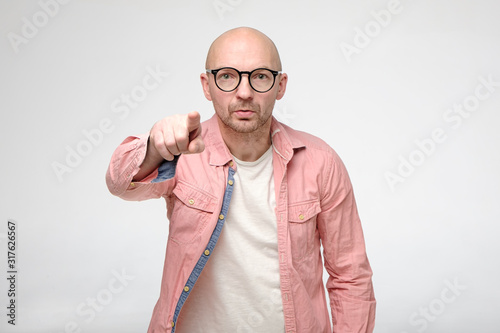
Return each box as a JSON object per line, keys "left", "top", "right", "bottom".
{"left": 201, "top": 32, "right": 287, "bottom": 134}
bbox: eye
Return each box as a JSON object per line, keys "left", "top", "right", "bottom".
{"left": 253, "top": 71, "right": 271, "bottom": 81}
{"left": 217, "top": 70, "right": 236, "bottom": 81}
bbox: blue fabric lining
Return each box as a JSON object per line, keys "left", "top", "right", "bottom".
{"left": 171, "top": 167, "right": 235, "bottom": 332}
{"left": 151, "top": 155, "right": 180, "bottom": 183}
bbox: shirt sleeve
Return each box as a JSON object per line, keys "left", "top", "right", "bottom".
{"left": 317, "top": 152, "right": 376, "bottom": 333}
{"left": 105, "top": 134, "right": 177, "bottom": 201}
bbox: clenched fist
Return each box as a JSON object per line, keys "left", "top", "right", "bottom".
{"left": 149, "top": 111, "right": 205, "bottom": 161}
{"left": 133, "top": 111, "right": 204, "bottom": 181}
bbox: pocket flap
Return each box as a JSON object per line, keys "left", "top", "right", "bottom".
{"left": 288, "top": 200, "right": 321, "bottom": 223}
{"left": 172, "top": 181, "right": 217, "bottom": 213}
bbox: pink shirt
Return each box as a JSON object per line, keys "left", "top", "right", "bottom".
{"left": 106, "top": 115, "right": 376, "bottom": 333}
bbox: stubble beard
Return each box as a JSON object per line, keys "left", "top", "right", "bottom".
{"left": 217, "top": 104, "right": 273, "bottom": 134}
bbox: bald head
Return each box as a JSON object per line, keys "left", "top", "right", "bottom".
{"left": 205, "top": 27, "right": 282, "bottom": 71}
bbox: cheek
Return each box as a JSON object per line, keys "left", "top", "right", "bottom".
{"left": 211, "top": 96, "right": 229, "bottom": 115}
{"left": 214, "top": 91, "right": 240, "bottom": 111}
{"left": 263, "top": 97, "right": 277, "bottom": 114}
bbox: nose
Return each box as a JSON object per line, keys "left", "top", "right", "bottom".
{"left": 235, "top": 73, "right": 254, "bottom": 100}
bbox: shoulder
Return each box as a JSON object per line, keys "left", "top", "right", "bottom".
{"left": 279, "top": 121, "right": 343, "bottom": 164}
{"left": 280, "top": 121, "right": 351, "bottom": 185}
{"left": 278, "top": 122, "right": 354, "bottom": 202}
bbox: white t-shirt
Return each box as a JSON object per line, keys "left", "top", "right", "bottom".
{"left": 176, "top": 146, "right": 285, "bottom": 333}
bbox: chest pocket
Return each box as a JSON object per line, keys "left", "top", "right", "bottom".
{"left": 169, "top": 180, "right": 217, "bottom": 244}
{"left": 288, "top": 200, "right": 321, "bottom": 261}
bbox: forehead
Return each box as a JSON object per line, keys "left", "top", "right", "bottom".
{"left": 208, "top": 33, "right": 278, "bottom": 70}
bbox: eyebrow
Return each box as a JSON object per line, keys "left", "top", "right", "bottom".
{"left": 208, "top": 66, "right": 276, "bottom": 70}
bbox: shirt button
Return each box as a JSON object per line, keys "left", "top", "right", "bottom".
{"left": 184, "top": 286, "right": 190, "bottom": 292}
{"left": 130, "top": 182, "right": 135, "bottom": 187}
{"left": 219, "top": 214, "right": 224, "bottom": 220}
{"left": 229, "top": 161, "right": 234, "bottom": 167}
{"left": 188, "top": 199, "right": 195, "bottom": 205}
{"left": 171, "top": 321, "right": 175, "bottom": 327}
{"left": 204, "top": 249, "right": 210, "bottom": 256}
{"left": 298, "top": 214, "right": 305, "bottom": 220}
{"left": 228, "top": 180, "right": 234, "bottom": 186}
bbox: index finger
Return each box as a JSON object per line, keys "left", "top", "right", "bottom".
{"left": 186, "top": 111, "right": 201, "bottom": 140}
{"left": 186, "top": 111, "right": 201, "bottom": 131}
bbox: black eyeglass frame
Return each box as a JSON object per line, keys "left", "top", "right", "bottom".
{"left": 206, "top": 67, "right": 282, "bottom": 93}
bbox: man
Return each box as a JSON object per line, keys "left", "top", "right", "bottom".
{"left": 106, "top": 27, "right": 375, "bottom": 333}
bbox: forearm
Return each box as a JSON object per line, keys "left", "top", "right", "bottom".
{"left": 132, "top": 136, "right": 165, "bottom": 182}
{"left": 106, "top": 134, "right": 173, "bottom": 201}
{"left": 319, "top": 155, "right": 376, "bottom": 331}
{"left": 323, "top": 207, "right": 376, "bottom": 331}
{"left": 325, "top": 246, "right": 376, "bottom": 332}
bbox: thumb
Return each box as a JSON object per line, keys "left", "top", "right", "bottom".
{"left": 187, "top": 135, "right": 205, "bottom": 154}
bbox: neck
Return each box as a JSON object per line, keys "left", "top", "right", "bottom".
{"left": 218, "top": 118, "right": 272, "bottom": 162}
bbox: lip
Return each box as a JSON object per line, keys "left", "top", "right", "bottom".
{"left": 233, "top": 110, "right": 255, "bottom": 118}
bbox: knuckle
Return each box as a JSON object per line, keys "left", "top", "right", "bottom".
{"left": 153, "top": 135, "right": 164, "bottom": 150}
{"left": 164, "top": 137, "right": 176, "bottom": 150}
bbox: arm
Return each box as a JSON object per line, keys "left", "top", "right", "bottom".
{"left": 105, "top": 111, "right": 205, "bottom": 201}
{"left": 317, "top": 153, "right": 376, "bottom": 333}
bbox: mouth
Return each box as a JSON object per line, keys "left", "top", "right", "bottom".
{"left": 233, "top": 110, "right": 256, "bottom": 118}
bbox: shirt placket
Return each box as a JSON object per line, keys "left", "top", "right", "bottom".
{"left": 170, "top": 166, "right": 236, "bottom": 332}
{"left": 275, "top": 158, "right": 297, "bottom": 333}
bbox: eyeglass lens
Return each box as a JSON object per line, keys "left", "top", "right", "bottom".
{"left": 215, "top": 68, "right": 276, "bottom": 92}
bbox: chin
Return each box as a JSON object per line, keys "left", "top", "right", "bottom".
{"left": 228, "top": 122, "right": 260, "bottom": 133}
{"left": 217, "top": 110, "right": 271, "bottom": 134}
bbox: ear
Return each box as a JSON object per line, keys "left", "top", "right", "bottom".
{"left": 276, "top": 73, "right": 288, "bottom": 100}
{"left": 200, "top": 73, "right": 212, "bottom": 101}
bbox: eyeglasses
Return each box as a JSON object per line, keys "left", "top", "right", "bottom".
{"left": 206, "top": 67, "right": 282, "bottom": 93}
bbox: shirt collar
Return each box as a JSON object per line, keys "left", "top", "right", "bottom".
{"left": 204, "top": 115, "right": 233, "bottom": 166}
{"left": 270, "top": 117, "right": 306, "bottom": 162}
{"left": 203, "top": 115, "right": 306, "bottom": 166}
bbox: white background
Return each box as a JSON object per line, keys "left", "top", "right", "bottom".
{"left": 1, "top": 0, "right": 499, "bottom": 332}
